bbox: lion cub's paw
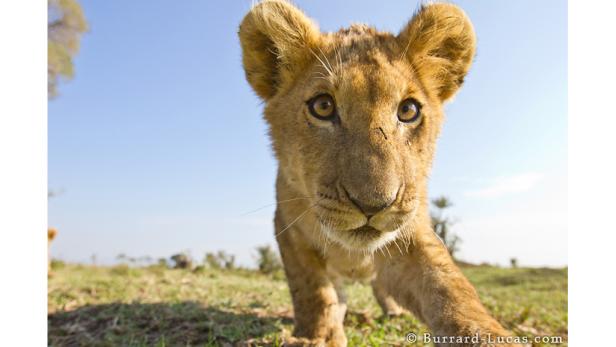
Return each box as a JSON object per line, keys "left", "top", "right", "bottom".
{"left": 284, "top": 328, "right": 347, "bottom": 347}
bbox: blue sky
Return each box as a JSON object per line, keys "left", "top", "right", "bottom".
{"left": 49, "top": 0, "right": 567, "bottom": 267}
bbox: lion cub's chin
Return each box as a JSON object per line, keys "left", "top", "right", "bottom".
{"left": 320, "top": 224, "right": 401, "bottom": 253}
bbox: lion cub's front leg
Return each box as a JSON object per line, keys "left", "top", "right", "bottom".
{"left": 276, "top": 213, "right": 347, "bottom": 347}
{"left": 371, "top": 278, "right": 405, "bottom": 317}
{"left": 374, "top": 228, "right": 521, "bottom": 347}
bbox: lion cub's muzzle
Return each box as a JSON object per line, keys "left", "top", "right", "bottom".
{"left": 314, "top": 180, "right": 412, "bottom": 249}
{"left": 344, "top": 185, "right": 399, "bottom": 218}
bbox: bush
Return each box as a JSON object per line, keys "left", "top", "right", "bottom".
{"left": 110, "top": 264, "right": 138, "bottom": 276}
{"left": 204, "top": 251, "right": 236, "bottom": 270}
{"left": 157, "top": 257, "right": 169, "bottom": 268}
{"left": 204, "top": 252, "right": 221, "bottom": 269}
{"left": 255, "top": 245, "right": 283, "bottom": 275}
{"left": 50, "top": 259, "right": 65, "bottom": 270}
{"left": 170, "top": 253, "right": 193, "bottom": 269}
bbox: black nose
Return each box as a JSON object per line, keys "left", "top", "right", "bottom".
{"left": 348, "top": 196, "right": 394, "bottom": 217}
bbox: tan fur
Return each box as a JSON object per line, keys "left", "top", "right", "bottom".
{"left": 239, "top": 1, "right": 519, "bottom": 346}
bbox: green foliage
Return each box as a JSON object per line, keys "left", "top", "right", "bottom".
{"left": 157, "top": 257, "right": 169, "bottom": 268}
{"left": 255, "top": 244, "right": 283, "bottom": 275}
{"left": 432, "top": 196, "right": 453, "bottom": 210}
{"left": 430, "top": 196, "right": 462, "bottom": 257}
{"left": 50, "top": 259, "right": 66, "bottom": 270}
{"left": 170, "top": 253, "right": 193, "bottom": 269}
{"left": 109, "top": 264, "right": 139, "bottom": 276}
{"left": 48, "top": 0, "right": 88, "bottom": 98}
{"left": 511, "top": 257, "right": 519, "bottom": 268}
{"left": 204, "top": 250, "right": 236, "bottom": 270}
{"left": 204, "top": 252, "right": 221, "bottom": 269}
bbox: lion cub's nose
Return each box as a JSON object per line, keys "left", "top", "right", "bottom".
{"left": 348, "top": 195, "right": 395, "bottom": 217}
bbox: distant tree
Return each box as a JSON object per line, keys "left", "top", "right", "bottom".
{"left": 157, "top": 257, "right": 169, "bottom": 268}
{"left": 48, "top": 0, "right": 88, "bottom": 98}
{"left": 255, "top": 245, "right": 283, "bottom": 274}
{"left": 170, "top": 253, "right": 193, "bottom": 269}
{"left": 204, "top": 252, "right": 222, "bottom": 269}
{"left": 510, "top": 258, "right": 518, "bottom": 268}
{"left": 138, "top": 255, "right": 153, "bottom": 266}
{"left": 116, "top": 253, "right": 128, "bottom": 263}
{"left": 217, "top": 250, "right": 236, "bottom": 270}
{"left": 48, "top": 188, "right": 65, "bottom": 198}
{"left": 430, "top": 196, "right": 462, "bottom": 258}
{"left": 203, "top": 251, "right": 236, "bottom": 270}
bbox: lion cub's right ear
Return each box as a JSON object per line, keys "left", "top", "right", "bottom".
{"left": 239, "top": 0, "right": 321, "bottom": 100}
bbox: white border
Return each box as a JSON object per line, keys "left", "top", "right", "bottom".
{"left": 569, "top": 0, "right": 616, "bottom": 345}
{"left": 2, "top": 0, "right": 615, "bottom": 343}
{"left": 0, "top": 0, "right": 47, "bottom": 345}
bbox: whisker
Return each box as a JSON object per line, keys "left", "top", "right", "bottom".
{"left": 320, "top": 229, "right": 329, "bottom": 254}
{"left": 334, "top": 44, "right": 343, "bottom": 75}
{"left": 331, "top": 43, "right": 342, "bottom": 76}
{"left": 384, "top": 244, "right": 392, "bottom": 259}
{"left": 312, "top": 71, "right": 330, "bottom": 81}
{"left": 309, "top": 48, "right": 333, "bottom": 77}
{"left": 275, "top": 199, "right": 323, "bottom": 237}
{"left": 393, "top": 239, "right": 404, "bottom": 255}
{"left": 403, "top": 223, "right": 416, "bottom": 247}
{"left": 312, "top": 221, "right": 325, "bottom": 254}
{"left": 317, "top": 45, "right": 334, "bottom": 75}
{"left": 240, "top": 197, "right": 315, "bottom": 216}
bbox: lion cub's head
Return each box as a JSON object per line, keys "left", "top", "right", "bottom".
{"left": 239, "top": 0, "right": 475, "bottom": 251}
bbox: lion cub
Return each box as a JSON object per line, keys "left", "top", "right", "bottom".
{"left": 239, "top": 1, "right": 519, "bottom": 346}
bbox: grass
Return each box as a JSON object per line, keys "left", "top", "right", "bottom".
{"left": 48, "top": 263, "right": 567, "bottom": 346}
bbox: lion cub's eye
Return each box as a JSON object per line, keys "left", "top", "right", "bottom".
{"left": 397, "top": 98, "right": 421, "bottom": 123}
{"left": 307, "top": 94, "right": 337, "bottom": 120}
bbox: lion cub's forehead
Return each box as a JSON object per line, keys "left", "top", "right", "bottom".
{"left": 320, "top": 25, "right": 416, "bottom": 104}
{"left": 328, "top": 24, "right": 400, "bottom": 64}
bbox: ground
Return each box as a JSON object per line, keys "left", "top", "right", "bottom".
{"left": 48, "top": 263, "right": 567, "bottom": 346}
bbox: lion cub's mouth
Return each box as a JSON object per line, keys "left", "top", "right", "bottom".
{"left": 321, "top": 223, "right": 400, "bottom": 252}
{"left": 348, "top": 225, "right": 382, "bottom": 239}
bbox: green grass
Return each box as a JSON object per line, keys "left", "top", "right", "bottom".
{"left": 48, "top": 263, "right": 567, "bottom": 346}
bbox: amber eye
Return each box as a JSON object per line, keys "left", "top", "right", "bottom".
{"left": 307, "top": 94, "right": 337, "bottom": 120}
{"left": 397, "top": 98, "right": 421, "bottom": 123}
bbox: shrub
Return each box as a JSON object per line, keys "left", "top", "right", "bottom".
{"left": 204, "top": 251, "right": 236, "bottom": 270}
{"left": 255, "top": 245, "right": 283, "bottom": 275}
{"left": 50, "top": 259, "right": 65, "bottom": 270}
{"left": 170, "top": 253, "right": 193, "bottom": 269}
{"left": 157, "top": 257, "right": 169, "bottom": 268}
{"left": 204, "top": 252, "right": 221, "bottom": 269}
{"left": 510, "top": 258, "right": 519, "bottom": 268}
{"left": 110, "top": 264, "right": 135, "bottom": 276}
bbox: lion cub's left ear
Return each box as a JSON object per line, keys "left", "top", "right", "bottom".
{"left": 398, "top": 3, "right": 476, "bottom": 102}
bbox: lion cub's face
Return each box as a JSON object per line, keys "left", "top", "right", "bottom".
{"left": 263, "top": 35, "right": 438, "bottom": 251}
{"left": 240, "top": 0, "right": 475, "bottom": 251}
